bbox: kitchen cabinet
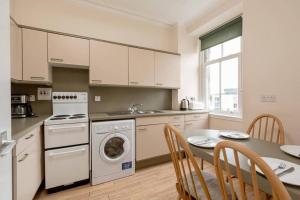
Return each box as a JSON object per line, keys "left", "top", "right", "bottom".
{"left": 22, "top": 29, "right": 50, "bottom": 82}
{"left": 155, "top": 52, "right": 180, "bottom": 89}
{"left": 10, "top": 20, "right": 22, "bottom": 81}
{"left": 136, "top": 124, "right": 168, "bottom": 161}
{"left": 184, "top": 113, "right": 209, "bottom": 131}
{"left": 129, "top": 48, "right": 155, "bottom": 87}
{"left": 136, "top": 115, "right": 184, "bottom": 161}
{"left": 13, "top": 126, "right": 43, "bottom": 200}
{"left": 90, "top": 40, "right": 129, "bottom": 86}
{"left": 48, "top": 33, "right": 89, "bottom": 67}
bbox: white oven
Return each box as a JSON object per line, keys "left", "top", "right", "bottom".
{"left": 45, "top": 144, "right": 89, "bottom": 189}
{"left": 44, "top": 123, "right": 89, "bottom": 149}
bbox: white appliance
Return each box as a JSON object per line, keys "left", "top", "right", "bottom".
{"left": 91, "top": 120, "right": 135, "bottom": 185}
{"left": 0, "top": 1, "right": 14, "bottom": 199}
{"left": 44, "top": 92, "right": 89, "bottom": 190}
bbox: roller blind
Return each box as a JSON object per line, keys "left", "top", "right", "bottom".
{"left": 200, "top": 17, "right": 242, "bottom": 51}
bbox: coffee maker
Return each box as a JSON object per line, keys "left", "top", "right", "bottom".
{"left": 11, "top": 95, "right": 35, "bottom": 118}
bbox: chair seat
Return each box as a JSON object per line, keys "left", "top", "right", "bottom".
{"left": 185, "top": 171, "right": 232, "bottom": 200}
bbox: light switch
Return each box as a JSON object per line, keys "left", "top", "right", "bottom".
{"left": 95, "top": 96, "right": 101, "bottom": 102}
{"left": 29, "top": 95, "right": 36, "bottom": 102}
{"left": 261, "top": 95, "right": 277, "bottom": 103}
{"left": 38, "top": 88, "right": 52, "bottom": 100}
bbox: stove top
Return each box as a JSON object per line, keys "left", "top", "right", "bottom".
{"left": 45, "top": 92, "right": 89, "bottom": 126}
{"left": 45, "top": 114, "right": 88, "bottom": 125}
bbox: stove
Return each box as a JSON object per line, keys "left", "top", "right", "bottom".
{"left": 44, "top": 92, "right": 89, "bottom": 190}
{"left": 44, "top": 92, "right": 88, "bottom": 125}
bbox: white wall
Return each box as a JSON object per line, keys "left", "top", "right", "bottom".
{"left": 177, "top": 25, "right": 200, "bottom": 103}
{"left": 243, "top": 0, "right": 300, "bottom": 144}
{"left": 12, "top": 0, "right": 178, "bottom": 52}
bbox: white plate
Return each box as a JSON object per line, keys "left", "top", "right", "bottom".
{"left": 219, "top": 130, "right": 250, "bottom": 139}
{"left": 280, "top": 145, "right": 300, "bottom": 159}
{"left": 248, "top": 157, "right": 300, "bottom": 186}
{"left": 187, "top": 136, "right": 221, "bottom": 149}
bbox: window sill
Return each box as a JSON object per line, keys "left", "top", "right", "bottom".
{"left": 209, "top": 113, "right": 243, "bottom": 122}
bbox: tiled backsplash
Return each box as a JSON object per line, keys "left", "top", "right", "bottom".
{"left": 11, "top": 67, "right": 173, "bottom": 115}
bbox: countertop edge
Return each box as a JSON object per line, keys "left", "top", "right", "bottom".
{"left": 89, "top": 110, "right": 209, "bottom": 121}
{"left": 12, "top": 115, "right": 51, "bottom": 141}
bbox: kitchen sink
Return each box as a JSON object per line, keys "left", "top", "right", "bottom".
{"left": 107, "top": 110, "right": 164, "bottom": 116}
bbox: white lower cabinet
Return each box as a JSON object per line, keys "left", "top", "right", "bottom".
{"left": 13, "top": 127, "right": 43, "bottom": 200}
{"left": 136, "top": 113, "right": 208, "bottom": 162}
{"left": 45, "top": 144, "right": 89, "bottom": 189}
{"left": 136, "top": 124, "right": 168, "bottom": 161}
{"left": 184, "top": 114, "right": 209, "bottom": 131}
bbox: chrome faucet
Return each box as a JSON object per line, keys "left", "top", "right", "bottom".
{"left": 128, "top": 104, "right": 143, "bottom": 114}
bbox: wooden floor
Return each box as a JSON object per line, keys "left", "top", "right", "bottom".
{"left": 35, "top": 161, "right": 258, "bottom": 200}
{"left": 34, "top": 161, "right": 213, "bottom": 200}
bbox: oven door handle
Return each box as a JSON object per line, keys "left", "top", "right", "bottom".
{"left": 48, "top": 148, "right": 86, "bottom": 157}
{"left": 48, "top": 125, "right": 87, "bottom": 133}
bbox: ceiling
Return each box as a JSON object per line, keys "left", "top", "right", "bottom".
{"left": 80, "top": 0, "right": 227, "bottom": 26}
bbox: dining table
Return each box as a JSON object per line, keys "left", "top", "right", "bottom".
{"left": 184, "top": 129, "right": 300, "bottom": 200}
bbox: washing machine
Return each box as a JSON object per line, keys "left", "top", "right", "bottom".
{"left": 91, "top": 119, "right": 135, "bottom": 185}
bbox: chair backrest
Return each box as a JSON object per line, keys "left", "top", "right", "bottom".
{"left": 164, "top": 124, "right": 211, "bottom": 200}
{"left": 247, "top": 114, "right": 285, "bottom": 144}
{"left": 214, "top": 140, "right": 291, "bottom": 200}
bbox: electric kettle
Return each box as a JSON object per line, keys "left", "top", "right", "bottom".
{"left": 180, "top": 98, "right": 189, "bottom": 110}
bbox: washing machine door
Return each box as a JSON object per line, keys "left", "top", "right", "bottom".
{"left": 99, "top": 133, "right": 130, "bottom": 163}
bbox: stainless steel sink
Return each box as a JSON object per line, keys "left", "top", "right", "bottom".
{"left": 107, "top": 110, "right": 164, "bottom": 116}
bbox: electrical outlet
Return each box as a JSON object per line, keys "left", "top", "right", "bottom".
{"left": 29, "top": 95, "right": 36, "bottom": 102}
{"left": 38, "top": 88, "right": 52, "bottom": 100}
{"left": 95, "top": 96, "right": 101, "bottom": 102}
{"left": 261, "top": 95, "right": 277, "bottom": 103}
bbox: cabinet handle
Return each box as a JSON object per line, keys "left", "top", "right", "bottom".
{"left": 156, "top": 83, "right": 163, "bottom": 86}
{"left": 49, "top": 148, "right": 86, "bottom": 157}
{"left": 92, "top": 80, "right": 102, "bottom": 83}
{"left": 30, "top": 76, "right": 45, "bottom": 80}
{"left": 18, "top": 153, "right": 29, "bottom": 162}
{"left": 185, "top": 123, "right": 193, "bottom": 126}
{"left": 50, "top": 58, "right": 64, "bottom": 62}
{"left": 130, "top": 81, "right": 139, "bottom": 85}
{"left": 193, "top": 115, "right": 201, "bottom": 118}
{"left": 137, "top": 128, "right": 147, "bottom": 131}
{"left": 173, "top": 124, "right": 180, "bottom": 127}
{"left": 25, "top": 134, "right": 34, "bottom": 140}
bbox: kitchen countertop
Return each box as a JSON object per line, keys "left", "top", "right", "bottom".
{"left": 11, "top": 114, "right": 51, "bottom": 141}
{"left": 89, "top": 110, "right": 209, "bottom": 121}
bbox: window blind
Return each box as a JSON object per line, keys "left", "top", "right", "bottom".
{"left": 199, "top": 16, "right": 242, "bottom": 51}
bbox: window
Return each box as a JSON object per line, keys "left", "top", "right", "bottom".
{"left": 202, "top": 36, "right": 242, "bottom": 117}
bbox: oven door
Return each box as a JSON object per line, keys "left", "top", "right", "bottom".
{"left": 44, "top": 123, "right": 89, "bottom": 149}
{"left": 45, "top": 144, "right": 89, "bottom": 189}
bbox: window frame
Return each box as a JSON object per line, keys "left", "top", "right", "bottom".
{"left": 201, "top": 37, "right": 243, "bottom": 118}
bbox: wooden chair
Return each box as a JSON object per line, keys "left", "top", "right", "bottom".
{"left": 247, "top": 114, "right": 285, "bottom": 144}
{"left": 164, "top": 124, "right": 231, "bottom": 200}
{"left": 214, "top": 140, "right": 291, "bottom": 200}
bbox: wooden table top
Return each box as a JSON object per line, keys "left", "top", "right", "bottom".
{"left": 184, "top": 129, "right": 300, "bottom": 199}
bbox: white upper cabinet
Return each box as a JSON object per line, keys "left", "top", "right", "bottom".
{"left": 48, "top": 33, "right": 89, "bottom": 67}
{"left": 155, "top": 52, "right": 181, "bottom": 89}
{"left": 10, "top": 20, "right": 22, "bottom": 81}
{"left": 90, "top": 40, "right": 129, "bottom": 86}
{"left": 129, "top": 48, "right": 155, "bottom": 87}
{"left": 22, "top": 29, "right": 50, "bottom": 82}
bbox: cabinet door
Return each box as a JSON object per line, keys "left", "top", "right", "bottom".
{"left": 90, "top": 40, "right": 128, "bottom": 86}
{"left": 10, "top": 20, "right": 22, "bottom": 80}
{"left": 129, "top": 48, "right": 155, "bottom": 87}
{"left": 155, "top": 52, "right": 180, "bottom": 88}
{"left": 22, "top": 29, "right": 49, "bottom": 82}
{"left": 136, "top": 124, "right": 169, "bottom": 161}
{"left": 48, "top": 33, "right": 89, "bottom": 66}
{"left": 14, "top": 128, "right": 42, "bottom": 200}
{"left": 184, "top": 120, "right": 208, "bottom": 131}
